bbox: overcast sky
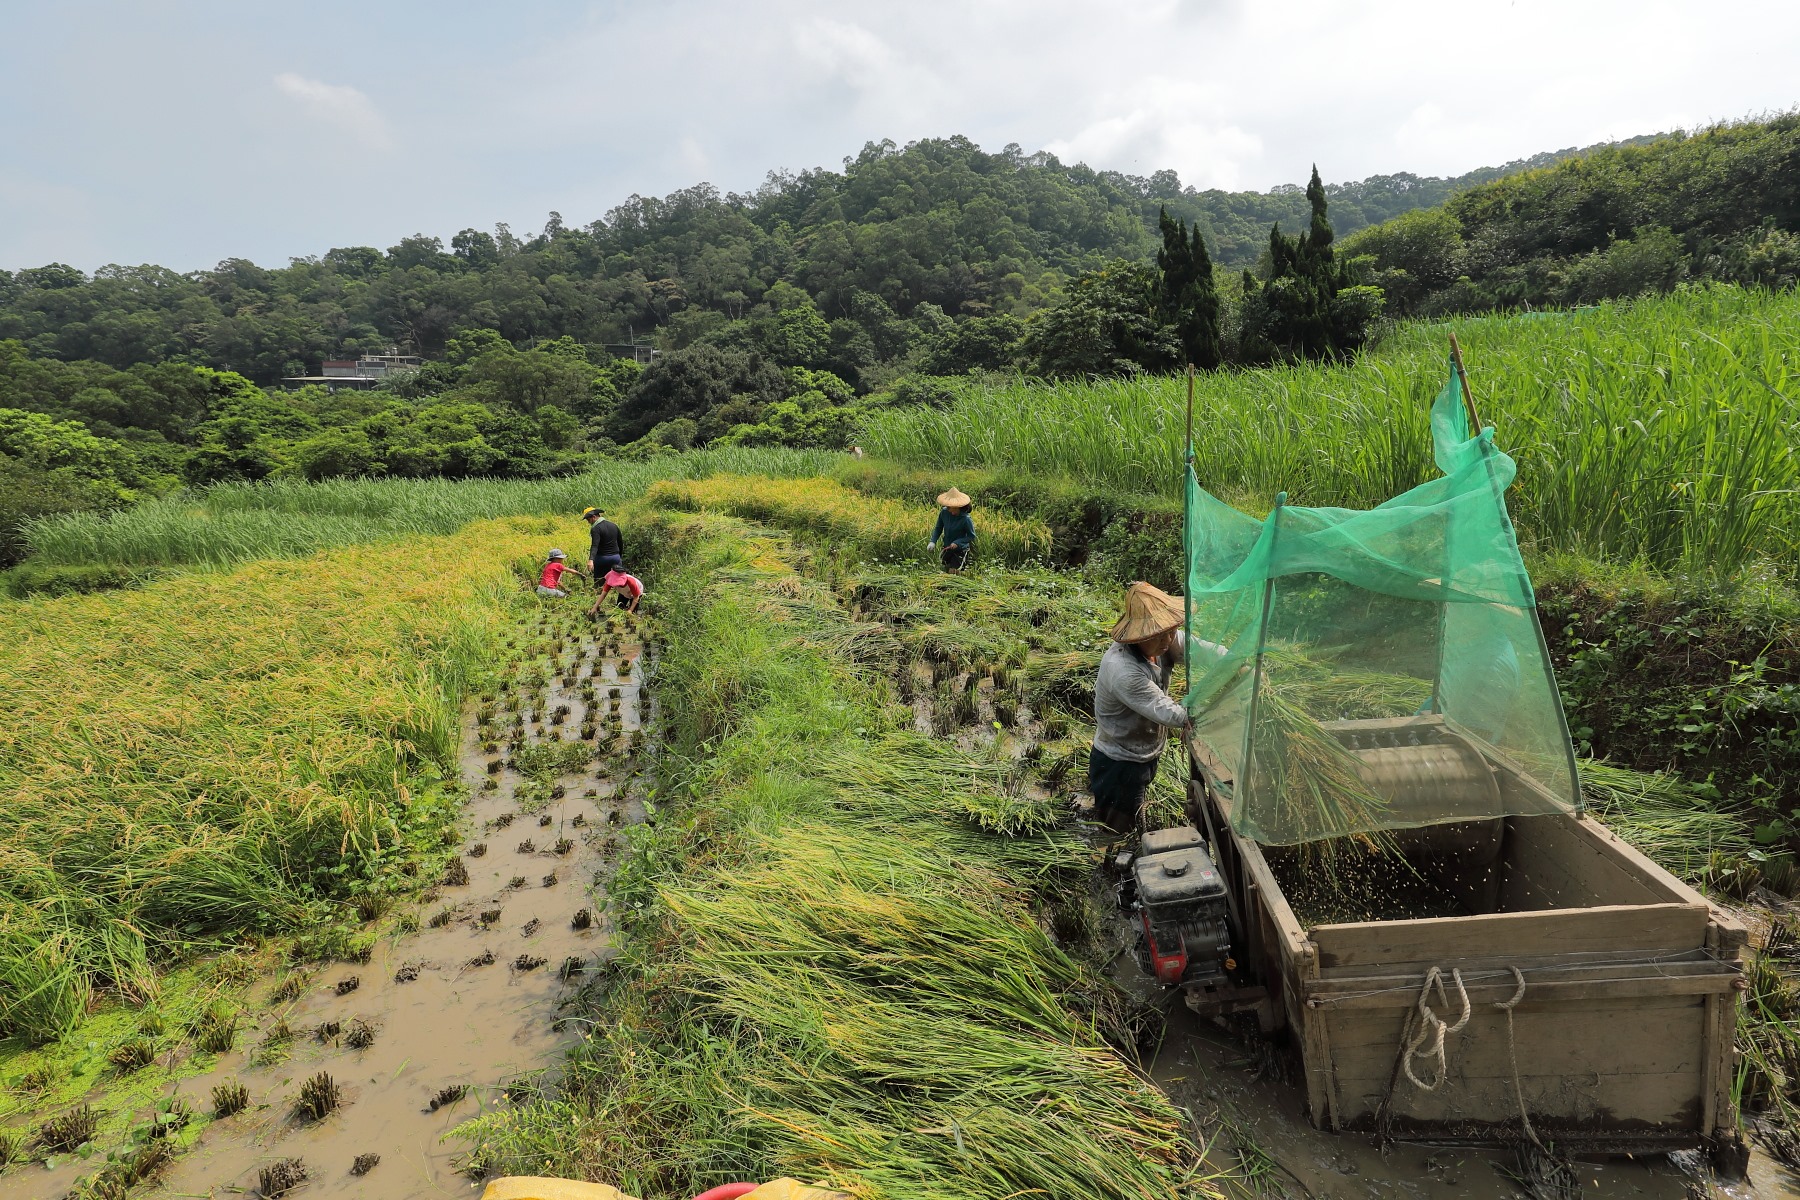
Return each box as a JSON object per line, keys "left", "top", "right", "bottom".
{"left": 4, "top": 0, "right": 1797, "bottom": 273}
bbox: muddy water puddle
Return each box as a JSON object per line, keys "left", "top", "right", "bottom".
{"left": 0, "top": 613, "right": 653, "bottom": 1200}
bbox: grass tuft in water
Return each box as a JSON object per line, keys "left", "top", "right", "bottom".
{"left": 258, "top": 1158, "right": 308, "bottom": 1198}
{"left": 35, "top": 1104, "right": 99, "bottom": 1153}
{"left": 294, "top": 1073, "right": 341, "bottom": 1121}
{"left": 211, "top": 1080, "right": 249, "bottom": 1117}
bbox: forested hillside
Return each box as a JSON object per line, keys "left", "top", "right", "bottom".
{"left": 0, "top": 134, "right": 1641, "bottom": 385}
{"left": 1344, "top": 114, "right": 1800, "bottom": 314}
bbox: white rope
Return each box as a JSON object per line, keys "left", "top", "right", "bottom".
{"left": 1494, "top": 965, "right": 1549, "bottom": 1153}
{"left": 1400, "top": 965, "right": 1471, "bottom": 1091}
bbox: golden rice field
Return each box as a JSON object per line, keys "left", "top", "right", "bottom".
{"left": 0, "top": 516, "right": 557, "bottom": 1043}
{"left": 645, "top": 474, "right": 1052, "bottom": 566}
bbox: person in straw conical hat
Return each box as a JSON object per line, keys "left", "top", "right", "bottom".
{"left": 1088, "top": 581, "right": 1192, "bottom": 834}
{"left": 925, "top": 486, "right": 976, "bottom": 572}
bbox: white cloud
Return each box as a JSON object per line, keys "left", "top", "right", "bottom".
{"left": 794, "top": 17, "right": 899, "bottom": 80}
{"left": 273, "top": 72, "right": 392, "bottom": 151}
{"left": 1046, "top": 77, "right": 1264, "bottom": 189}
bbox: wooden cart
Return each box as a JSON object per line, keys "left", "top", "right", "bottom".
{"left": 1186, "top": 737, "right": 1749, "bottom": 1160}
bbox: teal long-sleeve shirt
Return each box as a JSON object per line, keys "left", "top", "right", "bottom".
{"left": 931, "top": 508, "right": 975, "bottom": 548}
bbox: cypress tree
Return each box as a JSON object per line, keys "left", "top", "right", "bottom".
{"left": 1302, "top": 164, "right": 1334, "bottom": 268}
{"left": 1155, "top": 207, "right": 1223, "bottom": 370}
{"left": 1254, "top": 166, "right": 1346, "bottom": 360}
{"left": 1187, "top": 221, "right": 1222, "bottom": 369}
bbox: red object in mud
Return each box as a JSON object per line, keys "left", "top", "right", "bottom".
{"left": 1140, "top": 911, "right": 1188, "bottom": 985}
{"left": 690, "top": 1186, "right": 760, "bottom": 1200}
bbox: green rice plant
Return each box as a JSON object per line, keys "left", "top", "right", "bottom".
{"left": 862, "top": 287, "right": 1800, "bottom": 577}
{"left": 1242, "top": 690, "right": 1392, "bottom": 846}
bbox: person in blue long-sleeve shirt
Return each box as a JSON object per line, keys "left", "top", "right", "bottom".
{"left": 926, "top": 487, "right": 976, "bottom": 571}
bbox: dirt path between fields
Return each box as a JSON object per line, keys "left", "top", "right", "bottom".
{"left": 0, "top": 613, "right": 653, "bottom": 1200}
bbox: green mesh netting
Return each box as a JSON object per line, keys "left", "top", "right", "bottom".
{"left": 1184, "top": 364, "right": 1581, "bottom": 846}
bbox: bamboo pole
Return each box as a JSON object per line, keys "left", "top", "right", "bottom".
{"left": 1184, "top": 363, "right": 1195, "bottom": 689}
{"left": 1447, "top": 333, "right": 1483, "bottom": 434}
{"left": 1446, "top": 336, "right": 1585, "bottom": 817}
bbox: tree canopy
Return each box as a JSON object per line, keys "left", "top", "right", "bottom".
{"left": 0, "top": 134, "right": 1638, "bottom": 387}
{"left": 1342, "top": 115, "right": 1800, "bottom": 314}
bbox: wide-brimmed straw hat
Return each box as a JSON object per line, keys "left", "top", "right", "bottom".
{"left": 1111, "top": 581, "right": 1184, "bottom": 643}
{"left": 937, "top": 487, "right": 971, "bottom": 508}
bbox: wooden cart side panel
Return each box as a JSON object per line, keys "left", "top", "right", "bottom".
{"left": 1337, "top": 1070, "right": 1705, "bottom": 1133}
{"left": 1309, "top": 957, "right": 1739, "bottom": 1007}
{"left": 1233, "top": 831, "right": 1337, "bottom": 1123}
{"left": 1502, "top": 814, "right": 1675, "bottom": 910}
{"left": 1580, "top": 817, "right": 1751, "bottom": 956}
{"left": 1700, "top": 919, "right": 1744, "bottom": 1138}
{"left": 1326, "top": 995, "right": 1709, "bottom": 1129}
{"left": 1236, "top": 835, "right": 1311, "bottom": 963}
{"left": 1573, "top": 815, "right": 1730, "bottom": 912}
{"left": 1311, "top": 902, "right": 1709, "bottom": 971}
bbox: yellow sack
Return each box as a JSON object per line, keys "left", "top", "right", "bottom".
{"left": 482, "top": 1180, "right": 635, "bottom": 1200}
{"left": 481, "top": 1178, "right": 849, "bottom": 1200}
{"left": 745, "top": 1182, "right": 850, "bottom": 1200}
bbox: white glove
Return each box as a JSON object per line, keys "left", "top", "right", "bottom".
{"left": 926, "top": 542, "right": 936, "bottom": 550}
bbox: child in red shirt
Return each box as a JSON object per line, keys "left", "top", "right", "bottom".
{"left": 536, "top": 549, "right": 584, "bottom": 597}
{"left": 592, "top": 566, "right": 644, "bottom": 614}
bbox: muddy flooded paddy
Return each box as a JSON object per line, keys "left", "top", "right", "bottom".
{"left": 0, "top": 609, "right": 651, "bottom": 1200}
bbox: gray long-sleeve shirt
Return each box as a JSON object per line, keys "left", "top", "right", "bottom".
{"left": 1093, "top": 638, "right": 1189, "bottom": 763}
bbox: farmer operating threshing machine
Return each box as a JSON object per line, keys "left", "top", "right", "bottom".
{"left": 1119, "top": 344, "right": 1749, "bottom": 1168}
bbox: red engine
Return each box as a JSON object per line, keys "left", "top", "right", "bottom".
{"left": 1121, "top": 826, "right": 1233, "bottom": 988}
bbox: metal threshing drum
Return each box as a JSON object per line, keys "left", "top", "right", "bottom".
{"left": 1351, "top": 740, "right": 1500, "bottom": 819}
{"left": 1351, "top": 737, "right": 1506, "bottom": 870}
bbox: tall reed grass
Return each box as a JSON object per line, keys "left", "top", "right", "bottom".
{"left": 0, "top": 517, "right": 551, "bottom": 1043}
{"left": 22, "top": 447, "right": 834, "bottom": 570}
{"left": 862, "top": 287, "right": 1800, "bottom": 575}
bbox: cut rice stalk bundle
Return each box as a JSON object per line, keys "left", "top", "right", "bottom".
{"left": 1245, "top": 689, "right": 1391, "bottom": 847}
